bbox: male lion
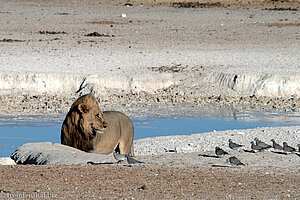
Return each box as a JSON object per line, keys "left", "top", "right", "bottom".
{"left": 61, "top": 94, "right": 134, "bottom": 156}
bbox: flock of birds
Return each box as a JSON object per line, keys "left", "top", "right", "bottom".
{"left": 112, "top": 137, "right": 300, "bottom": 166}
{"left": 214, "top": 137, "right": 300, "bottom": 166}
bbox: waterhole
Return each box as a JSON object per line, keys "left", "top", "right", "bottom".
{"left": 0, "top": 112, "right": 299, "bottom": 157}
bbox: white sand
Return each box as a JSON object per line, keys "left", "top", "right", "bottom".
{"left": 135, "top": 126, "right": 300, "bottom": 155}
{"left": 133, "top": 126, "right": 300, "bottom": 170}
{"left": 0, "top": 2, "right": 299, "bottom": 97}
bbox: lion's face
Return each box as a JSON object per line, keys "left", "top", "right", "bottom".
{"left": 78, "top": 103, "right": 108, "bottom": 140}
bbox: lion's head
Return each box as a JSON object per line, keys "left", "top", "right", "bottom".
{"left": 77, "top": 102, "right": 107, "bottom": 139}
{"left": 61, "top": 94, "right": 108, "bottom": 152}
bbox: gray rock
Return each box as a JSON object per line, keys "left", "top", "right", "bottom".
{"left": 0, "top": 157, "right": 16, "bottom": 165}
{"left": 11, "top": 142, "right": 115, "bottom": 165}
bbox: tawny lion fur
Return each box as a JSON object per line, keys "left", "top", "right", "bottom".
{"left": 61, "top": 94, "right": 134, "bottom": 155}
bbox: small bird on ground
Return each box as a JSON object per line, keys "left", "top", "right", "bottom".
{"left": 164, "top": 148, "right": 177, "bottom": 153}
{"left": 126, "top": 155, "right": 143, "bottom": 165}
{"left": 254, "top": 137, "right": 272, "bottom": 149}
{"left": 271, "top": 139, "right": 283, "bottom": 150}
{"left": 228, "top": 139, "right": 244, "bottom": 150}
{"left": 215, "top": 147, "right": 229, "bottom": 156}
{"left": 283, "top": 142, "right": 296, "bottom": 152}
{"left": 250, "top": 141, "right": 264, "bottom": 151}
{"left": 243, "top": 149, "right": 256, "bottom": 153}
{"left": 113, "top": 151, "right": 127, "bottom": 163}
{"left": 228, "top": 156, "right": 245, "bottom": 166}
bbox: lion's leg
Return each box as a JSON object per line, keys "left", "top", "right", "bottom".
{"left": 130, "top": 143, "right": 134, "bottom": 156}
{"left": 119, "top": 136, "right": 134, "bottom": 156}
{"left": 114, "top": 112, "right": 135, "bottom": 156}
{"left": 119, "top": 123, "right": 134, "bottom": 156}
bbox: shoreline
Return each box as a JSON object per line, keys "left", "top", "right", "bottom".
{"left": 2, "top": 125, "right": 300, "bottom": 162}
{"left": 1, "top": 93, "right": 300, "bottom": 119}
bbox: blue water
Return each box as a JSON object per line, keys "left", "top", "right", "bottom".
{"left": 133, "top": 117, "right": 297, "bottom": 139}
{"left": 0, "top": 115, "right": 299, "bottom": 157}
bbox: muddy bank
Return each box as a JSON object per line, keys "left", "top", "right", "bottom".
{"left": 1, "top": 93, "right": 300, "bottom": 120}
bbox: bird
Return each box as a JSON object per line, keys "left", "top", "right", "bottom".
{"left": 215, "top": 147, "right": 229, "bottom": 156}
{"left": 271, "top": 139, "right": 283, "bottom": 150}
{"left": 283, "top": 142, "right": 296, "bottom": 152}
{"left": 228, "top": 139, "right": 244, "bottom": 150}
{"left": 164, "top": 148, "right": 177, "bottom": 153}
{"left": 113, "top": 151, "right": 127, "bottom": 163}
{"left": 243, "top": 149, "right": 256, "bottom": 153}
{"left": 250, "top": 141, "right": 264, "bottom": 151}
{"left": 126, "top": 155, "right": 143, "bottom": 165}
{"left": 254, "top": 137, "right": 272, "bottom": 149}
{"left": 228, "top": 156, "right": 245, "bottom": 166}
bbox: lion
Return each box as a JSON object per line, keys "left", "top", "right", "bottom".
{"left": 61, "top": 93, "right": 134, "bottom": 156}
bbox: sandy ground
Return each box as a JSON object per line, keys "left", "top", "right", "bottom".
{"left": 0, "top": 164, "right": 299, "bottom": 199}
{"left": 0, "top": 0, "right": 300, "bottom": 199}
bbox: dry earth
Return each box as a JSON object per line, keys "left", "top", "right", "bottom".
{"left": 0, "top": 163, "right": 300, "bottom": 200}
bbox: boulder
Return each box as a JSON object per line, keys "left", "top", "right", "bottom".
{"left": 11, "top": 142, "right": 115, "bottom": 165}
{"left": 0, "top": 157, "right": 16, "bottom": 165}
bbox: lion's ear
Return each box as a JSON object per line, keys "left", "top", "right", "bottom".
{"left": 78, "top": 103, "right": 90, "bottom": 113}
